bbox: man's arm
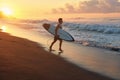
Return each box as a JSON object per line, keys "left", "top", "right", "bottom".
{"left": 55, "top": 24, "right": 59, "bottom": 37}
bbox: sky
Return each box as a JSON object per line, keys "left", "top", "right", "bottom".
{"left": 0, "top": 0, "right": 120, "bottom": 19}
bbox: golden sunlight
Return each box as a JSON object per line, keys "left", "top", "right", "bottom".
{"left": 1, "top": 7, "right": 13, "bottom": 16}
{"left": 1, "top": 26, "right": 7, "bottom": 32}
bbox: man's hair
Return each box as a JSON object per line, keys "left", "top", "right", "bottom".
{"left": 58, "top": 18, "right": 62, "bottom": 21}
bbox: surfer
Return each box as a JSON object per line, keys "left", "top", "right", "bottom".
{"left": 49, "top": 18, "right": 63, "bottom": 52}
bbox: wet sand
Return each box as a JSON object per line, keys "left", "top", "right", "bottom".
{"left": 0, "top": 32, "right": 113, "bottom": 80}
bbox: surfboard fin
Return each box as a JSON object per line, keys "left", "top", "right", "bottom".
{"left": 43, "top": 23, "right": 50, "bottom": 30}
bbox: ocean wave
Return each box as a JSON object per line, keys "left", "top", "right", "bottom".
{"left": 63, "top": 23, "right": 120, "bottom": 34}
{"left": 63, "top": 22, "right": 120, "bottom": 52}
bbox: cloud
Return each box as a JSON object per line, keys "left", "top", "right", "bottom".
{"left": 51, "top": 0, "right": 120, "bottom": 13}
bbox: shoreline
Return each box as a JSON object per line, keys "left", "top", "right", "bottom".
{"left": 0, "top": 32, "right": 113, "bottom": 80}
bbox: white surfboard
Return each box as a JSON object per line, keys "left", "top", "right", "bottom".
{"left": 43, "top": 23, "right": 74, "bottom": 41}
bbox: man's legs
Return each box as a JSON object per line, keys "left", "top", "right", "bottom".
{"left": 49, "top": 38, "right": 57, "bottom": 51}
{"left": 59, "top": 39, "right": 63, "bottom": 51}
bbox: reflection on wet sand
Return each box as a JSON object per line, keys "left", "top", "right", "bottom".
{"left": 1, "top": 26, "right": 7, "bottom": 32}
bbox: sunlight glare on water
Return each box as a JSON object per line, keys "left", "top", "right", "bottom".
{"left": 1, "top": 26, "right": 7, "bottom": 32}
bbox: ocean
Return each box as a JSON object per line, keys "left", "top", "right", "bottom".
{"left": 6, "top": 18, "right": 120, "bottom": 52}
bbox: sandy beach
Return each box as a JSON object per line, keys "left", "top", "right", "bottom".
{"left": 0, "top": 31, "right": 114, "bottom": 80}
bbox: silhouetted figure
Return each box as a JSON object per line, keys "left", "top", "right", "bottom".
{"left": 49, "top": 18, "right": 63, "bottom": 52}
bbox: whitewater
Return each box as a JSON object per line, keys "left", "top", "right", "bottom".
{"left": 63, "top": 18, "right": 120, "bottom": 52}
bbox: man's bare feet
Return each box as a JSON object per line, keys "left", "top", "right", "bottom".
{"left": 59, "top": 48, "right": 63, "bottom": 52}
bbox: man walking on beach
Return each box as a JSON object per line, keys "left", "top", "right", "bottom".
{"left": 49, "top": 18, "right": 63, "bottom": 52}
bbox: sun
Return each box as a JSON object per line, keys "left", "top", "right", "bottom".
{"left": 1, "top": 7, "right": 13, "bottom": 16}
